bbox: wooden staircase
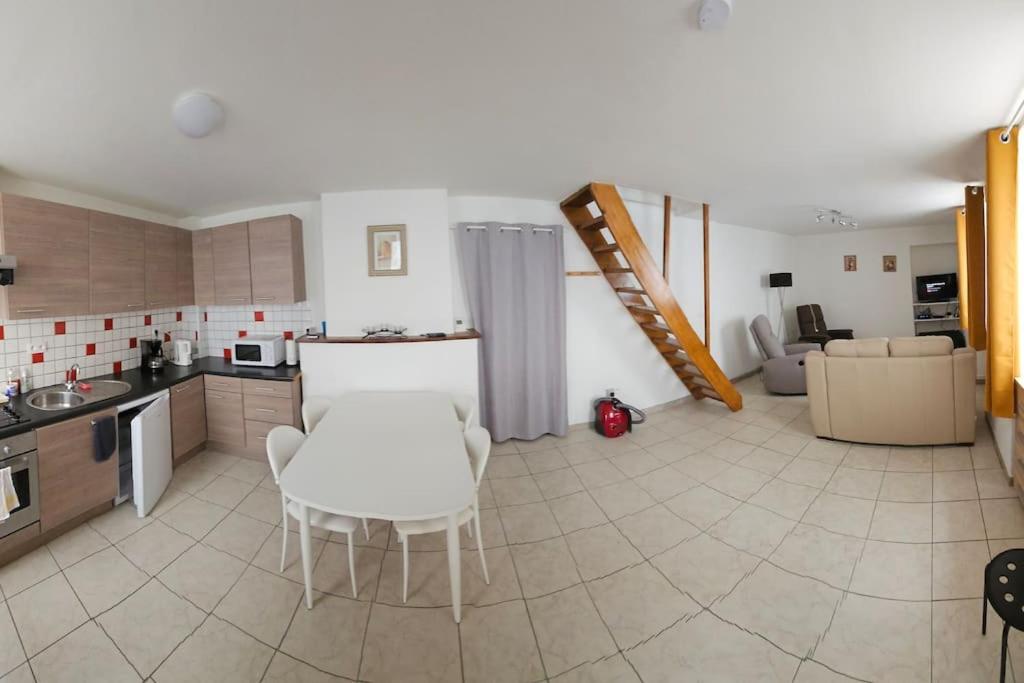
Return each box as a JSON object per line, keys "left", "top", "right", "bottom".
{"left": 561, "top": 183, "right": 743, "bottom": 411}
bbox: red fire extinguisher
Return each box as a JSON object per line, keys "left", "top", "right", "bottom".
{"left": 593, "top": 392, "right": 646, "bottom": 438}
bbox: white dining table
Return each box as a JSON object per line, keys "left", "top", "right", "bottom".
{"left": 278, "top": 390, "right": 476, "bottom": 622}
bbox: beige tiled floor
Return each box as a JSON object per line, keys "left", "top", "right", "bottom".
{"left": 1, "top": 376, "right": 1023, "bottom": 681}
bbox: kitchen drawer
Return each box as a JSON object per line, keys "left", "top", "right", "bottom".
{"left": 242, "top": 378, "right": 294, "bottom": 400}
{"left": 243, "top": 395, "right": 293, "bottom": 425}
{"left": 205, "top": 375, "right": 242, "bottom": 394}
{"left": 245, "top": 419, "right": 277, "bottom": 451}
{"left": 205, "top": 389, "right": 245, "bottom": 445}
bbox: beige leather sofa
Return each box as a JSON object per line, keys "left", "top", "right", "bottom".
{"left": 805, "top": 336, "right": 976, "bottom": 446}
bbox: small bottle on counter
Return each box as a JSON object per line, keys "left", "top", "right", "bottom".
{"left": 19, "top": 367, "right": 29, "bottom": 393}
{"left": 5, "top": 369, "right": 18, "bottom": 397}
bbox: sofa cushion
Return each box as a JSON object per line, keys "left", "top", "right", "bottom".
{"left": 889, "top": 336, "right": 953, "bottom": 357}
{"left": 824, "top": 338, "right": 889, "bottom": 357}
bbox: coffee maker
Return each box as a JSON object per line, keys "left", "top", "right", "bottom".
{"left": 140, "top": 333, "right": 165, "bottom": 373}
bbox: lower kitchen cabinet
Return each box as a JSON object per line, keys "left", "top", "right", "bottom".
{"left": 171, "top": 376, "right": 207, "bottom": 462}
{"left": 206, "top": 386, "right": 246, "bottom": 448}
{"left": 203, "top": 375, "right": 302, "bottom": 459}
{"left": 38, "top": 408, "right": 118, "bottom": 533}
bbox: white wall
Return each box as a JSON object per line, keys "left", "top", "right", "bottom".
{"left": 321, "top": 190, "right": 453, "bottom": 335}
{"left": 448, "top": 195, "right": 797, "bottom": 424}
{"left": 797, "top": 224, "right": 957, "bottom": 339}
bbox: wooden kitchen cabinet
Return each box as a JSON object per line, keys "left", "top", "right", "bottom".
{"left": 176, "top": 229, "right": 195, "bottom": 307}
{"left": 206, "top": 384, "right": 245, "bottom": 448}
{"left": 38, "top": 408, "right": 118, "bottom": 533}
{"left": 192, "top": 228, "right": 216, "bottom": 306}
{"left": 88, "top": 211, "right": 146, "bottom": 313}
{"left": 171, "top": 376, "right": 206, "bottom": 462}
{"left": 249, "top": 215, "right": 306, "bottom": 304}
{"left": 212, "top": 222, "right": 252, "bottom": 305}
{"left": 145, "top": 222, "right": 178, "bottom": 309}
{"left": 0, "top": 194, "right": 91, "bottom": 319}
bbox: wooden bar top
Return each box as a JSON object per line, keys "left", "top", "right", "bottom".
{"left": 298, "top": 330, "right": 481, "bottom": 344}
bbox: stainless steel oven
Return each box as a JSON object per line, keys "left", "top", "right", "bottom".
{"left": 0, "top": 431, "right": 39, "bottom": 539}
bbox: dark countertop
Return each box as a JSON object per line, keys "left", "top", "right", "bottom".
{"left": 1, "top": 357, "right": 301, "bottom": 439}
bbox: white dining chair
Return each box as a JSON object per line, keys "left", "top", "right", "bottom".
{"left": 451, "top": 393, "right": 478, "bottom": 432}
{"left": 394, "top": 425, "right": 491, "bottom": 603}
{"left": 301, "top": 397, "right": 332, "bottom": 434}
{"left": 266, "top": 425, "right": 361, "bottom": 597}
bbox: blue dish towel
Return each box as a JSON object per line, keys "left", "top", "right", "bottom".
{"left": 92, "top": 416, "right": 117, "bottom": 463}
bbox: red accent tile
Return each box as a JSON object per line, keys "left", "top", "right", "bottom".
{"left": 223, "top": 348, "right": 232, "bottom": 361}
{"left": 283, "top": 330, "right": 294, "bottom": 340}
{"left": 0, "top": 326, "right": 4, "bottom": 341}
{"left": 129, "top": 337, "right": 138, "bottom": 349}
{"left": 203, "top": 312, "right": 208, "bottom": 322}
{"left": 54, "top": 321, "right": 66, "bottom": 335}
{"left": 144, "top": 314, "right": 152, "bottom": 326}
{"left": 104, "top": 318, "right": 113, "bottom": 331}
{"left": 176, "top": 311, "right": 182, "bottom": 322}
{"left": 163, "top": 333, "right": 171, "bottom": 343}
{"left": 86, "top": 343, "right": 96, "bottom": 356}
{"left": 113, "top": 361, "right": 122, "bottom": 374}
{"left": 238, "top": 330, "right": 247, "bottom": 338}
{"left": 31, "top": 352, "right": 44, "bottom": 364}
{"left": 254, "top": 311, "right": 264, "bottom": 322}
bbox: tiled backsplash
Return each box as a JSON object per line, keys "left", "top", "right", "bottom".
{"left": 0, "top": 302, "right": 312, "bottom": 391}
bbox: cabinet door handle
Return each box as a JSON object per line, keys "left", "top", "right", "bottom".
{"left": 255, "top": 387, "right": 276, "bottom": 393}
{"left": 209, "top": 393, "right": 225, "bottom": 399}
{"left": 16, "top": 308, "right": 46, "bottom": 313}
{"left": 254, "top": 297, "right": 276, "bottom": 302}
{"left": 127, "top": 303, "right": 144, "bottom": 308}
{"left": 256, "top": 436, "right": 268, "bottom": 441}
{"left": 255, "top": 408, "right": 276, "bottom": 413}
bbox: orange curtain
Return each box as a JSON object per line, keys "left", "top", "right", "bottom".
{"left": 965, "top": 186, "right": 987, "bottom": 350}
{"left": 955, "top": 207, "right": 970, "bottom": 331}
{"left": 985, "top": 127, "right": 1018, "bottom": 417}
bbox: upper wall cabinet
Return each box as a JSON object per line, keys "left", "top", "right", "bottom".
{"left": 249, "top": 215, "right": 306, "bottom": 305}
{"left": 0, "top": 194, "right": 91, "bottom": 319}
{"left": 192, "top": 228, "right": 215, "bottom": 306}
{"left": 212, "top": 223, "right": 253, "bottom": 305}
{"left": 89, "top": 211, "right": 146, "bottom": 314}
{"left": 144, "top": 222, "right": 178, "bottom": 309}
{"left": 176, "top": 229, "right": 195, "bottom": 307}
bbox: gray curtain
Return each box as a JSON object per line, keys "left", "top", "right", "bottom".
{"left": 456, "top": 222, "right": 567, "bottom": 442}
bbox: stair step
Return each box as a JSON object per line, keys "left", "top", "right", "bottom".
{"left": 701, "top": 388, "right": 725, "bottom": 402}
{"left": 641, "top": 323, "right": 672, "bottom": 337}
{"left": 561, "top": 185, "right": 595, "bottom": 208}
{"left": 592, "top": 242, "right": 620, "bottom": 253}
{"left": 615, "top": 287, "right": 646, "bottom": 295}
{"left": 627, "top": 305, "right": 660, "bottom": 316}
{"left": 604, "top": 267, "right": 633, "bottom": 274}
{"left": 579, "top": 215, "right": 607, "bottom": 231}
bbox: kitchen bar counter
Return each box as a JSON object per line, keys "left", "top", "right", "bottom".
{"left": 1, "top": 357, "right": 301, "bottom": 438}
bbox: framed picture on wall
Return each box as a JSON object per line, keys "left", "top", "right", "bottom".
{"left": 844, "top": 255, "right": 857, "bottom": 272}
{"left": 367, "top": 224, "right": 407, "bottom": 276}
{"left": 882, "top": 255, "right": 897, "bottom": 272}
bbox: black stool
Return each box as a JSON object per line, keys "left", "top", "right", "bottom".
{"left": 983, "top": 549, "right": 1024, "bottom": 682}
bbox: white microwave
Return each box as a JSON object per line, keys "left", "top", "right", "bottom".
{"left": 232, "top": 334, "right": 286, "bottom": 367}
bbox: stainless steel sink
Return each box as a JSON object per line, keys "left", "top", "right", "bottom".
{"left": 26, "top": 379, "right": 133, "bottom": 411}
{"left": 27, "top": 391, "right": 86, "bottom": 411}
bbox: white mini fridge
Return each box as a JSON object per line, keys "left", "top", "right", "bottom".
{"left": 116, "top": 390, "right": 173, "bottom": 517}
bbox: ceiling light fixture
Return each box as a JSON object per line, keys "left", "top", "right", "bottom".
{"left": 815, "top": 208, "right": 858, "bottom": 229}
{"left": 172, "top": 92, "right": 224, "bottom": 138}
{"left": 698, "top": 0, "right": 732, "bottom": 30}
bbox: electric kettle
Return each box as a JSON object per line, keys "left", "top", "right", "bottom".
{"left": 172, "top": 339, "right": 193, "bottom": 366}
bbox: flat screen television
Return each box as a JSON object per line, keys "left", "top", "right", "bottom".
{"left": 916, "top": 272, "right": 958, "bottom": 303}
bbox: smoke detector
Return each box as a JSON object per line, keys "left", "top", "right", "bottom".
{"left": 698, "top": 0, "right": 733, "bottom": 30}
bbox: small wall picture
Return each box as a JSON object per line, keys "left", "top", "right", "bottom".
{"left": 843, "top": 255, "right": 857, "bottom": 272}
{"left": 882, "top": 254, "right": 897, "bottom": 272}
{"left": 367, "top": 224, "right": 407, "bottom": 276}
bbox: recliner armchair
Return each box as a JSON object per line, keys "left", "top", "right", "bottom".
{"left": 796, "top": 304, "right": 854, "bottom": 347}
{"left": 749, "top": 315, "right": 820, "bottom": 395}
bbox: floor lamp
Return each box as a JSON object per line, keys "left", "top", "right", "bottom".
{"left": 769, "top": 272, "right": 792, "bottom": 343}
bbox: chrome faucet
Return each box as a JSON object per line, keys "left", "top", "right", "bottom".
{"left": 64, "top": 363, "right": 81, "bottom": 391}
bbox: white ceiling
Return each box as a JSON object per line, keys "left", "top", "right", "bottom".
{"left": 1, "top": 0, "right": 1022, "bottom": 232}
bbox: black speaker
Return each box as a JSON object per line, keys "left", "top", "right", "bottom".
{"left": 769, "top": 272, "right": 792, "bottom": 288}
